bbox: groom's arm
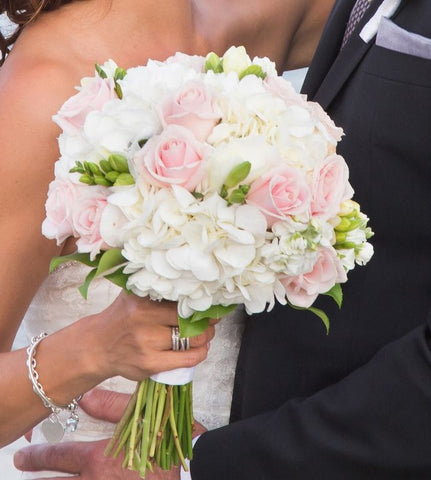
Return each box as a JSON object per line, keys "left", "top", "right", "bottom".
{"left": 191, "top": 311, "right": 431, "bottom": 479}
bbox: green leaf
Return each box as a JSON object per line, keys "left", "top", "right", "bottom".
{"left": 104, "top": 267, "right": 130, "bottom": 291}
{"left": 308, "top": 306, "right": 330, "bottom": 334}
{"left": 191, "top": 304, "right": 238, "bottom": 323}
{"left": 78, "top": 268, "right": 98, "bottom": 299}
{"left": 223, "top": 161, "right": 251, "bottom": 189}
{"left": 95, "top": 248, "right": 127, "bottom": 277}
{"left": 288, "top": 301, "right": 330, "bottom": 334}
{"left": 238, "top": 64, "right": 267, "bottom": 80}
{"left": 178, "top": 305, "right": 238, "bottom": 338}
{"left": 178, "top": 317, "right": 209, "bottom": 338}
{"left": 324, "top": 284, "right": 343, "bottom": 309}
{"left": 95, "top": 63, "right": 107, "bottom": 79}
{"left": 49, "top": 252, "right": 99, "bottom": 273}
{"left": 204, "top": 52, "right": 223, "bottom": 73}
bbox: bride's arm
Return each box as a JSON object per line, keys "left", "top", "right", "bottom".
{"left": 0, "top": 58, "right": 213, "bottom": 448}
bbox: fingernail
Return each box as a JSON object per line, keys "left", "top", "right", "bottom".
{"left": 207, "top": 342, "right": 211, "bottom": 350}
{"left": 13, "top": 451, "right": 24, "bottom": 469}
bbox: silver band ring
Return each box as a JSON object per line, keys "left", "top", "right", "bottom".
{"left": 171, "top": 327, "right": 190, "bottom": 351}
{"left": 179, "top": 336, "right": 190, "bottom": 351}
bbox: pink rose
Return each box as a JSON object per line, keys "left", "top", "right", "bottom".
{"left": 165, "top": 52, "right": 205, "bottom": 72}
{"left": 246, "top": 165, "right": 311, "bottom": 227}
{"left": 71, "top": 185, "right": 109, "bottom": 260}
{"left": 136, "top": 124, "right": 208, "bottom": 191}
{"left": 160, "top": 81, "right": 220, "bottom": 141}
{"left": 264, "top": 75, "right": 308, "bottom": 107}
{"left": 53, "top": 76, "right": 116, "bottom": 134}
{"left": 42, "top": 177, "right": 78, "bottom": 244}
{"left": 282, "top": 247, "right": 347, "bottom": 308}
{"left": 311, "top": 154, "right": 354, "bottom": 220}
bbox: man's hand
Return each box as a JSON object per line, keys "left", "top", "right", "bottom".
{"left": 13, "top": 388, "right": 203, "bottom": 480}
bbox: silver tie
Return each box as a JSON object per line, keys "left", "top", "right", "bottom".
{"left": 341, "top": 0, "right": 372, "bottom": 48}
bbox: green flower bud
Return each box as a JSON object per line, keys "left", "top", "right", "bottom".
{"left": 238, "top": 64, "right": 267, "bottom": 81}
{"left": 228, "top": 189, "right": 246, "bottom": 204}
{"left": 95, "top": 63, "right": 107, "bottom": 79}
{"left": 239, "top": 184, "right": 250, "bottom": 195}
{"left": 100, "top": 159, "right": 113, "bottom": 173}
{"left": 114, "top": 67, "right": 127, "bottom": 81}
{"left": 335, "top": 217, "right": 351, "bottom": 232}
{"left": 88, "top": 162, "right": 102, "bottom": 175}
{"left": 105, "top": 171, "right": 120, "bottom": 183}
{"left": 114, "top": 173, "right": 135, "bottom": 186}
{"left": 79, "top": 174, "right": 94, "bottom": 185}
{"left": 335, "top": 231, "right": 347, "bottom": 244}
{"left": 94, "top": 175, "right": 111, "bottom": 186}
{"left": 205, "top": 52, "right": 223, "bottom": 73}
{"left": 109, "top": 154, "right": 129, "bottom": 173}
{"left": 224, "top": 161, "right": 251, "bottom": 188}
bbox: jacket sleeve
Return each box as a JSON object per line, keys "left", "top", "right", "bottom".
{"left": 190, "top": 311, "right": 431, "bottom": 479}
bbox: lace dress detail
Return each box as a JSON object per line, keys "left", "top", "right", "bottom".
{"left": 22, "top": 262, "right": 244, "bottom": 478}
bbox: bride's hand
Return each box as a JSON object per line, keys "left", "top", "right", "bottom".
{"left": 86, "top": 292, "right": 215, "bottom": 382}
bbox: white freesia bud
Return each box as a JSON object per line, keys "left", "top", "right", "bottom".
{"left": 356, "top": 242, "right": 374, "bottom": 266}
{"left": 222, "top": 46, "right": 251, "bottom": 76}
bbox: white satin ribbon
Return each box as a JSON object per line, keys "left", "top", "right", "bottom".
{"left": 150, "top": 366, "right": 195, "bottom": 385}
{"left": 359, "top": 0, "right": 402, "bottom": 43}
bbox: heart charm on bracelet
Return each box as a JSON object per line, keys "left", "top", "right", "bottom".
{"left": 41, "top": 413, "right": 64, "bottom": 444}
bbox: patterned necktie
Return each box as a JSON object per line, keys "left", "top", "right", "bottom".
{"left": 341, "top": 0, "right": 372, "bottom": 48}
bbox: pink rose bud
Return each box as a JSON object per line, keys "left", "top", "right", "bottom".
{"left": 311, "top": 154, "right": 354, "bottom": 220}
{"left": 282, "top": 247, "right": 347, "bottom": 308}
{"left": 135, "top": 124, "right": 208, "bottom": 191}
{"left": 160, "top": 81, "right": 220, "bottom": 141}
{"left": 53, "top": 76, "right": 116, "bottom": 134}
{"left": 246, "top": 165, "right": 311, "bottom": 227}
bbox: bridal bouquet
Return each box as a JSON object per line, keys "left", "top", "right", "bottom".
{"left": 42, "top": 46, "right": 373, "bottom": 477}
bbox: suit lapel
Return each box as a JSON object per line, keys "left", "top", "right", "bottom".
{"left": 304, "top": 0, "right": 406, "bottom": 109}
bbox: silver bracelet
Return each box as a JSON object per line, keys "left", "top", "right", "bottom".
{"left": 26, "top": 332, "right": 81, "bottom": 444}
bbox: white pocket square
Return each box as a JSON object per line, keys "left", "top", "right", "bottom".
{"left": 359, "top": 0, "right": 402, "bottom": 43}
{"left": 375, "top": 17, "right": 431, "bottom": 60}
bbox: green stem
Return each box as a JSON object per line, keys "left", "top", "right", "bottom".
{"left": 128, "top": 381, "right": 147, "bottom": 469}
{"left": 139, "top": 380, "right": 156, "bottom": 478}
{"left": 168, "top": 385, "right": 187, "bottom": 470}
{"left": 149, "top": 384, "right": 167, "bottom": 457}
{"left": 104, "top": 386, "right": 139, "bottom": 456}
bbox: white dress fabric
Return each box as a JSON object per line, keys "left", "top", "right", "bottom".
{"left": 21, "top": 262, "right": 245, "bottom": 478}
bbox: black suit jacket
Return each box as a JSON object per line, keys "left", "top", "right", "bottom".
{"left": 191, "top": 1, "right": 431, "bottom": 478}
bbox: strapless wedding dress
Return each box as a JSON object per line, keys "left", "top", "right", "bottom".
{"left": 21, "top": 262, "right": 244, "bottom": 478}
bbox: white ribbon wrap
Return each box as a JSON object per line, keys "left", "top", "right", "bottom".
{"left": 150, "top": 366, "right": 195, "bottom": 385}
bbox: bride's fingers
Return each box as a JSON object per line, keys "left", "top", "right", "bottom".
{"left": 146, "top": 344, "right": 211, "bottom": 374}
